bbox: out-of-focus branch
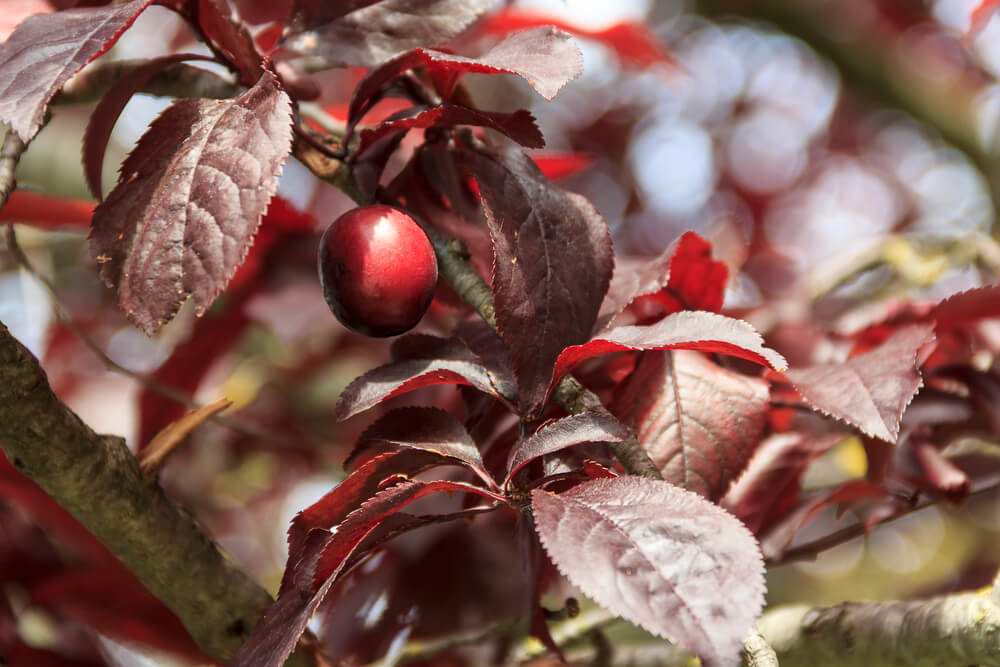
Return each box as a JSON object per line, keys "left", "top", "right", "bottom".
{"left": 54, "top": 59, "right": 241, "bottom": 105}
{"left": 757, "top": 591, "right": 1000, "bottom": 667}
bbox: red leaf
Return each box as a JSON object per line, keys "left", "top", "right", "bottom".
{"left": 596, "top": 231, "right": 728, "bottom": 332}
{"left": 82, "top": 53, "right": 215, "bottom": 201}
{"left": 721, "top": 433, "right": 845, "bottom": 534}
{"left": 532, "top": 477, "right": 765, "bottom": 667}
{"left": 479, "top": 9, "right": 675, "bottom": 68}
{"left": 457, "top": 146, "right": 614, "bottom": 416}
{"left": 90, "top": 69, "right": 293, "bottom": 334}
{"left": 554, "top": 311, "right": 787, "bottom": 401}
{"left": 505, "top": 413, "right": 630, "bottom": 484}
{"left": 349, "top": 406, "right": 495, "bottom": 487}
{"left": 0, "top": 0, "right": 151, "bottom": 142}
{"left": 929, "top": 285, "right": 1000, "bottom": 331}
{"left": 358, "top": 105, "right": 544, "bottom": 154}
{"left": 28, "top": 568, "right": 209, "bottom": 662}
{"left": 0, "top": 190, "right": 93, "bottom": 229}
{"left": 613, "top": 350, "right": 770, "bottom": 500}
{"left": 530, "top": 151, "right": 593, "bottom": 181}
{"left": 969, "top": 0, "right": 999, "bottom": 39}
{"left": 282, "top": 449, "right": 469, "bottom": 594}
{"left": 335, "top": 352, "right": 514, "bottom": 421}
{"left": 784, "top": 324, "right": 935, "bottom": 442}
{"left": 237, "top": 478, "right": 500, "bottom": 667}
{"left": 284, "top": 0, "right": 499, "bottom": 68}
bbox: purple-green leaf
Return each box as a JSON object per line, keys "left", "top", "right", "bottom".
{"left": 90, "top": 70, "right": 293, "bottom": 334}
{"left": 532, "top": 476, "right": 765, "bottom": 667}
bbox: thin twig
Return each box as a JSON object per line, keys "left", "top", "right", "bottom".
{"left": 773, "top": 473, "right": 1000, "bottom": 565}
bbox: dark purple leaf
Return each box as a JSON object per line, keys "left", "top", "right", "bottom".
{"left": 348, "top": 406, "right": 495, "bottom": 487}
{"left": 457, "top": 146, "right": 614, "bottom": 416}
{"left": 335, "top": 354, "right": 515, "bottom": 421}
{"left": 0, "top": 0, "right": 151, "bottom": 142}
{"left": 613, "top": 350, "right": 769, "bottom": 500}
{"left": 721, "top": 433, "right": 845, "bottom": 534}
{"left": 553, "top": 311, "right": 787, "bottom": 402}
{"left": 784, "top": 324, "right": 935, "bottom": 442}
{"left": 82, "top": 53, "right": 215, "bottom": 201}
{"left": 283, "top": 0, "right": 498, "bottom": 68}
{"left": 358, "top": 105, "right": 544, "bottom": 154}
{"left": 505, "top": 413, "right": 630, "bottom": 484}
{"left": 532, "top": 477, "right": 766, "bottom": 667}
{"left": 90, "top": 70, "right": 293, "bottom": 334}
{"left": 236, "top": 479, "right": 501, "bottom": 667}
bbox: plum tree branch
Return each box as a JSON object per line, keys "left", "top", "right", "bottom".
{"left": 0, "top": 320, "right": 286, "bottom": 661}
{"left": 757, "top": 590, "right": 1000, "bottom": 667}
{"left": 1, "top": 121, "right": 308, "bottom": 666}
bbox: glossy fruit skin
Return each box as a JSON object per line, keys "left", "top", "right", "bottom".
{"left": 318, "top": 205, "right": 438, "bottom": 337}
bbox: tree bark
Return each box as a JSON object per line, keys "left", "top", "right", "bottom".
{"left": 0, "top": 320, "right": 283, "bottom": 662}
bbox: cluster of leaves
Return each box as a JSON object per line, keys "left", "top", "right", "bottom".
{"left": 3, "top": 1, "right": 1000, "bottom": 666}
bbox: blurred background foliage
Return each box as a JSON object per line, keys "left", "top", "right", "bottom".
{"left": 4, "top": 0, "right": 1000, "bottom": 663}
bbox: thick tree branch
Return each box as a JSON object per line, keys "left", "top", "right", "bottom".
{"left": 758, "top": 592, "right": 1000, "bottom": 666}
{"left": 0, "top": 321, "right": 291, "bottom": 662}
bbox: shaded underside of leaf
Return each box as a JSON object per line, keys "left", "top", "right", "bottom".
{"left": 614, "top": 350, "right": 769, "bottom": 500}
{"left": 532, "top": 476, "right": 765, "bottom": 667}
{"left": 335, "top": 355, "right": 511, "bottom": 421}
{"left": 784, "top": 323, "right": 935, "bottom": 442}
{"left": 349, "top": 406, "right": 493, "bottom": 485}
{"left": 0, "top": 0, "right": 151, "bottom": 142}
{"left": 505, "top": 412, "right": 631, "bottom": 483}
{"left": 358, "top": 105, "right": 544, "bottom": 154}
{"left": 90, "top": 70, "right": 293, "bottom": 334}
{"left": 457, "top": 145, "right": 614, "bottom": 416}
{"left": 284, "top": 0, "right": 499, "bottom": 67}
